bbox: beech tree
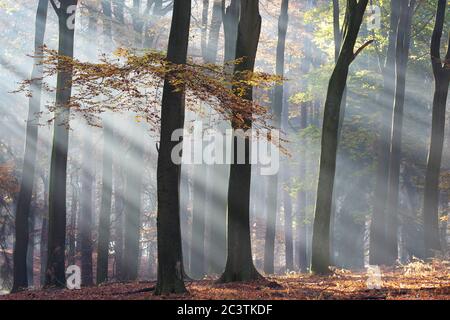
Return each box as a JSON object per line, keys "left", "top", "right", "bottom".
{"left": 45, "top": 0, "right": 78, "bottom": 288}
{"left": 370, "top": 0, "right": 401, "bottom": 266}
{"left": 96, "top": 0, "right": 114, "bottom": 284}
{"left": 423, "top": 0, "right": 450, "bottom": 258}
{"left": 384, "top": 0, "right": 416, "bottom": 265}
{"left": 311, "top": 0, "right": 370, "bottom": 275}
{"left": 219, "top": 0, "right": 262, "bottom": 283}
{"left": 12, "top": 0, "right": 49, "bottom": 293}
{"left": 155, "top": 0, "right": 191, "bottom": 295}
{"left": 263, "top": 0, "right": 289, "bottom": 275}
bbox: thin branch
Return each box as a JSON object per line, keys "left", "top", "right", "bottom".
{"left": 352, "top": 39, "right": 374, "bottom": 61}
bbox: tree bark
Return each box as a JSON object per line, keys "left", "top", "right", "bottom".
{"left": 263, "top": 0, "right": 289, "bottom": 276}
{"left": 219, "top": 0, "right": 262, "bottom": 283}
{"left": 45, "top": 0, "right": 78, "bottom": 288}
{"left": 384, "top": 0, "right": 415, "bottom": 265}
{"left": 96, "top": 0, "right": 114, "bottom": 285}
{"left": 311, "top": 0, "right": 369, "bottom": 275}
{"left": 423, "top": 0, "right": 450, "bottom": 258}
{"left": 370, "top": 0, "right": 401, "bottom": 265}
{"left": 12, "top": 0, "right": 49, "bottom": 293}
{"left": 155, "top": 0, "right": 191, "bottom": 295}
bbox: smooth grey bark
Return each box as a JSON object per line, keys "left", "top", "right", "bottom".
{"left": 45, "top": 0, "right": 78, "bottom": 288}
{"left": 12, "top": 0, "right": 49, "bottom": 293}
{"left": 384, "top": 0, "right": 415, "bottom": 265}
{"left": 311, "top": 0, "right": 369, "bottom": 275}
{"left": 423, "top": 0, "right": 450, "bottom": 258}
{"left": 155, "top": 0, "right": 191, "bottom": 295}
{"left": 263, "top": 0, "right": 289, "bottom": 275}
{"left": 68, "top": 171, "right": 78, "bottom": 267}
{"left": 123, "top": 0, "right": 145, "bottom": 282}
{"left": 370, "top": 0, "right": 401, "bottom": 265}
{"left": 96, "top": 0, "right": 114, "bottom": 285}
{"left": 219, "top": 0, "right": 262, "bottom": 283}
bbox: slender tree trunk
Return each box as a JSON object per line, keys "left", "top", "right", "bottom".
{"left": 283, "top": 171, "right": 293, "bottom": 271}
{"left": 311, "top": 0, "right": 369, "bottom": 275}
{"left": 12, "top": 0, "right": 49, "bottom": 293}
{"left": 155, "top": 0, "right": 191, "bottom": 295}
{"left": 113, "top": 133, "right": 125, "bottom": 280}
{"left": 96, "top": 0, "right": 114, "bottom": 284}
{"left": 26, "top": 198, "right": 36, "bottom": 287}
{"left": 263, "top": 0, "right": 289, "bottom": 275}
{"left": 45, "top": 0, "right": 78, "bottom": 288}
{"left": 423, "top": 0, "right": 449, "bottom": 258}
{"left": 384, "top": 0, "right": 415, "bottom": 265}
{"left": 79, "top": 138, "right": 94, "bottom": 286}
{"left": 297, "top": 102, "right": 308, "bottom": 272}
{"left": 123, "top": 0, "right": 145, "bottom": 282}
{"left": 370, "top": 0, "right": 401, "bottom": 265}
{"left": 39, "top": 175, "right": 48, "bottom": 286}
{"left": 190, "top": 160, "right": 207, "bottom": 278}
{"left": 219, "top": 0, "right": 262, "bottom": 283}
{"left": 68, "top": 175, "right": 78, "bottom": 266}
{"left": 204, "top": 0, "right": 227, "bottom": 275}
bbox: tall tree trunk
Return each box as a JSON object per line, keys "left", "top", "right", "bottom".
{"left": 123, "top": 0, "right": 145, "bottom": 282}
{"left": 26, "top": 197, "right": 36, "bottom": 287}
{"left": 68, "top": 174, "right": 78, "bottom": 266}
{"left": 283, "top": 170, "right": 293, "bottom": 271}
{"left": 201, "top": 0, "right": 209, "bottom": 59}
{"left": 39, "top": 174, "right": 48, "bottom": 286}
{"left": 12, "top": 0, "right": 49, "bottom": 293}
{"left": 96, "top": 121, "right": 114, "bottom": 283}
{"left": 370, "top": 0, "right": 401, "bottom": 265}
{"left": 96, "top": 0, "right": 114, "bottom": 285}
{"left": 113, "top": 134, "right": 125, "bottom": 280}
{"left": 190, "top": 160, "right": 207, "bottom": 279}
{"left": 45, "top": 0, "right": 78, "bottom": 288}
{"left": 423, "top": 0, "right": 450, "bottom": 258}
{"left": 204, "top": 0, "right": 227, "bottom": 276}
{"left": 155, "top": 0, "right": 191, "bottom": 295}
{"left": 219, "top": 0, "right": 262, "bottom": 283}
{"left": 297, "top": 102, "right": 308, "bottom": 272}
{"left": 79, "top": 138, "right": 94, "bottom": 286}
{"left": 263, "top": 0, "right": 289, "bottom": 275}
{"left": 78, "top": 6, "right": 99, "bottom": 287}
{"left": 311, "top": 0, "right": 369, "bottom": 275}
{"left": 384, "top": 0, "right": 415, "bottom": 265}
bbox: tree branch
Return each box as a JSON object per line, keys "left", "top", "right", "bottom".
{"left": 49, "top": 0, "right": 61, "bottom": 15}
{"left": 352, "top": 39, "right": 374, "bottom": 61}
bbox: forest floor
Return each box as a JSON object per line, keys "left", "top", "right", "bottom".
{"left": 1, "top": 259, "right": 449, "bottom": 300}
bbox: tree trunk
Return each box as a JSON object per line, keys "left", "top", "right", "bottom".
{"left": 384, "top": 0, "right": 415, "bottom": 265}
{"left": 311, "top": 0, "right": 369, "bottom": 275}
{"left": 12, "top": 0, "right": 49, "bottom": 293}
{"left": 96, "top": 122, "right": 114, "bottom": 283}
{"left": 68, "top": 175, "right": 78, "bottom": 266}
{"left": 283, "top": 171, "right": 293, "bottom": 271}
{"left": 123, "top": 0, "right": 145, "bottom": 282}
{"left": 45, "top": 0, "right": 78, "bottom": 288}
{"left": 423, "top": 0, "right": 450, "bottom": 258}
{"left": 26, "top": 199, "right": 36, "bottom": 287}
{"left": 219, "top": 0, "right": 262, "bottom": 283}
{"left": 263, "top": 0, "right": 288, "bottom": 276}
{"left": 155, "top": 0, "right": 191, "bottom": 295}
{"left": 113, "top": 133, "right": 125, "bottom": 280}
{"left": 190, "top": 160, "right": 207, "bottom": 279}
{"left": 79, "top": 139, "right": 94, "bottom": 286}
{"left": 96, "top": 0, "right": 114, "bottom": 284}
{"left": 369, "top": 0, "right": 401, "bottom": 265}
